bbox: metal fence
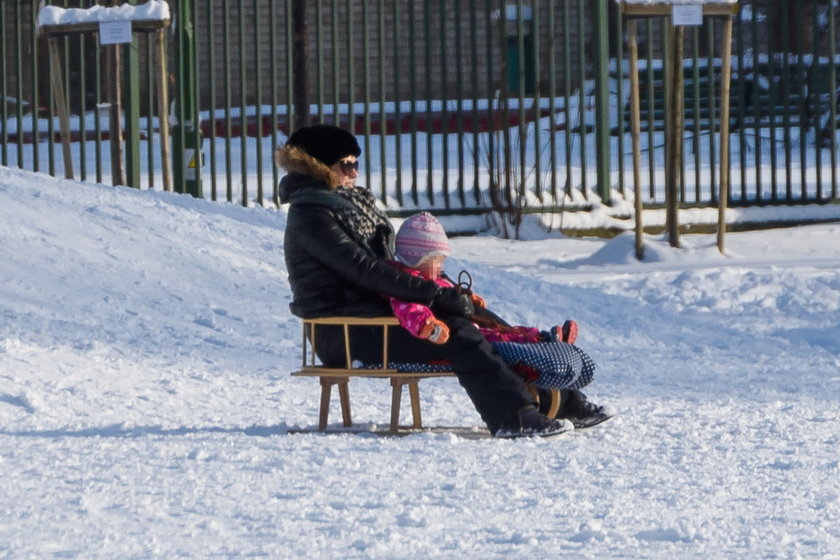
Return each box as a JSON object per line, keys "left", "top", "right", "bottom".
{"left": 2, "top": 0, "right": 839, "bottom": 221}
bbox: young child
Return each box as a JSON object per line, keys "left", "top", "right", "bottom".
{"left": 389, "top": 212, "right": 578, "bottom": 347}
{"left": 388, "top": 212, "right": 599, "bottom": 395}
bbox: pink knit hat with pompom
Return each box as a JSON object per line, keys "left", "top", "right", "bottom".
{"left": 395, "top": 212, "right": 450, "bottom": 267}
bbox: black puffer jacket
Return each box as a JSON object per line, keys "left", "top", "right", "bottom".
{"left": 277, "top": 146, "right": 439, "bottom": 318}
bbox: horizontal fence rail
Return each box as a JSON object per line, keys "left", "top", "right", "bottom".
{"left": 2, "top": 0, "right": 839, "bottom": 228}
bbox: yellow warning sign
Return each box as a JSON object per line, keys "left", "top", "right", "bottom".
{"left": 185, "top": 149, "right": 198, "bottom": 169}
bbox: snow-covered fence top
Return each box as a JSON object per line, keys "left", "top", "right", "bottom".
{"left": 618, "top": 0, "right": 736, "bottom": 4}
{"left": 616, "top": 0, "right": 739, "bottom": 17}
{"left": 37, "top": 0, "right": 170, "bottom": 34}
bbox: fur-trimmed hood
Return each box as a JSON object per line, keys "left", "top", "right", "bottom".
{"left": 275, "top": 145, "right": 341, "bottom": 202}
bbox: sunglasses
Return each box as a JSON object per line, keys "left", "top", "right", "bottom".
{"left": 338, "top": 159, "right": 359, "bottom": 173}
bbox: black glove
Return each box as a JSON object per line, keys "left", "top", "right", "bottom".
{"left": 431, "top": 287, "right": 475, "bottom": 318}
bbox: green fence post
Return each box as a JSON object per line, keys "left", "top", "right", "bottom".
{"left": 594, "top": 0, "right": 611, "bottom": 204}
{"left": 123, "top": 2, "right": 141, "bottom": 189}
{"left": 173, "top": 0, "right": 202, "bottom": 198}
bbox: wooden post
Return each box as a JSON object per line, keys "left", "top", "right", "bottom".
{"left": 47, "top": 38, "right": 74, "bottom": 180}
{"left": 665, "top": 23, "right": 685, "bottom": 248}
{"left": 106, "top": 44, "right": 125, "bottom": 186}
{"left": 717, "top": 15, "right": 734, "bottom": 253}
{"left": 628, "top": 19, "right": 644, "bottom": 260}
{"left": 37, "top": 10, "right": 171, "bottom": 188}
{"left": 156, "top": 30, "right": 172, "bottom": 192}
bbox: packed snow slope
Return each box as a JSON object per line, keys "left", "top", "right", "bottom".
{"left": 1, "top": 166, "right": 839, "bottom": 559}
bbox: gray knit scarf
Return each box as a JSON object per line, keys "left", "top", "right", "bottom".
{"left": 288, "top": 186, "right": 395, "bottom": 259}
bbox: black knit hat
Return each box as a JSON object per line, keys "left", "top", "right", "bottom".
{"left": 285, "top": 124, "right": 361, "bottom": 167}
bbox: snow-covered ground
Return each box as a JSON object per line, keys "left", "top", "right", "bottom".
{"left": 1, "top": 165, "right": 838, "bottom": 558}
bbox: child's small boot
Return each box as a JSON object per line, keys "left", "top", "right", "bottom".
{"left": 549, "top": 320, "right": 579, "bottom": 344}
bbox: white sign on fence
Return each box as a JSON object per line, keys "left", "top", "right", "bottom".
{"left": 99, "top": 21, "right": 132, "bottom": 45}
{"left": 672, "top": 5, "right": 703, "bottom": 26}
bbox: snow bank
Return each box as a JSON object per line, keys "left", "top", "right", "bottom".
{"left": 1, "top": 166, "right": 838, "bottom": 558}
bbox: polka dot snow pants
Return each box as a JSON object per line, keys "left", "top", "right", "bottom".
{"left": 492, "top": 341, "right": 596, "bottom": 391}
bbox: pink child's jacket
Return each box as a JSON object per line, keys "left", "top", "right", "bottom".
{"left": 387, "top": 262, "right": 543, "bottom": 343}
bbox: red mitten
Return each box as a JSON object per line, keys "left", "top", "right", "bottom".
{"left": 419, "top": 318, "right": 450, "bottom": 344}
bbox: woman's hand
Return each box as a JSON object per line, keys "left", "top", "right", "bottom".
{"left": 431, "top": 287, "right": 475, "bottom": 318}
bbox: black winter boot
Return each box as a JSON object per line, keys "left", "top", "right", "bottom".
{"left": 556, "top": 390, "right": 616, "bottom": 429}
{"left": 493, "top": 406, "right": 574, "bottom": 439}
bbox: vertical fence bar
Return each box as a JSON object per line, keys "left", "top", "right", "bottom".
{"left": 485, "top": 0, "right": 495, "bottom": 203}
{"left": 736, "top": 4, "right": 746, "bottom": 200}
{"left": 830, "top": 0, "right": 838, "bottom": 199}
{"left": 207, "top": 0, "right": 219, "bottom": 201}
{"left": 316, "top": 1, "right": 324, "bottom": 124}
{"left": 223, "top": 0, "right": 233, "bottom": 201}
{"left": 145, "top": 34, "right": 155, "bottom": 188}
{"left": 441, "top": 0, "right": 451, "bottom": 209}
{"left": 812, "top": 0, "right": 822, "bottom": 200}
{"left": 766, "top": 4, "right": 778, "bottom": 200}
{"left": 662, "top": 16, "right": 670, "bottom": 204}
{"left": 79, "top": 16, "right": 88, "bottom": 181}
{"left": 378, "top": 0, "right": 388, "bottom": 204}
{"left": 548, "top": 0, "right": 558, "bottom": 201}
{"left": 750, "top": 0, "right": 761, "bottom": 200}
{"left": 674, "top": 23, "right": 688, "bottom": 205}
{"left": 615, "top": 6, "right": 625, "bottom": 198}
{"left": 645, "top": 21, "right": 655, "bottom": 199}
{"left": 63, "top": 1, "right": 73, "bottom": 177}
{"left": 706, "top": 21, "right": 717, "bottom": 202}
{"left": 796, "top": 3, "right": 807, "bottom": 200}
{"left": 346, "top": 0, "right": 355, "bottom": 133}
{"left": 270, "top": 0, "right": 278, "bottom": 204}
{"left": 469, "top": 0, "right": 480, "bottom": 205}
{"left": 516, "top": 0, "right": 527, "bottom": 204}
{"left": 409, "top": 2, "right": 418, "bottom": 204}
{"left": 363, "top": 0, "right": 374, "bottom": 195}
{"left": 718, "top": 13, "right": 733, "bottom": 252}
{"left": 392, "top": 0, "right": 404, "bottom": 206}
{"left": 532, "top": 0, "right": 541, "bottom": 203}
{"left": 14, "top": 2, "right": 25, "bottom": 170}
{"left": 424, "top": 0, "right": 435, "bottom": 205}
{"left": 30, "top": 2, "right": 41, "bottom": 173}
{"left": 1, "top": 2, "right": 7, "bottom": 167}
{"left": 497, "top": 0, "right": 512, "bottom": 216}
{"left": 239, "top": 2, "right": 248, "bottom": 206}
{"left": 455, "top": 0, "right": 466, "bottom": 208}
{"left": 254, "top": 0, "right": 264, "bottom": 205}
{"left": 781, "top": 1, "right": 792, "bottom": 199}
{"left": 563, "top": 0, "right": 572, "bottom": 197}
{"left": 331, "top": 0, "right": 339, "bottom": 126}
{"left": 94, "top": 31, "right": 103, "bottom": 184}
{"left": 192, "top": 0, "right": 203, "bottom": 196}
{"left": 691, "top": 28, "right": 701, "bottom": 201}
{"left": 286, "top": 0, "right": 295, "bottom": 133}
{"left": 123, "top": 12, "right": 141, "bottom": 189}
{"left": 577, "top": 0, "right": 587, "bottom": 199}
{"left": 593, "top": 0, "right": 611, "bottom": 203}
